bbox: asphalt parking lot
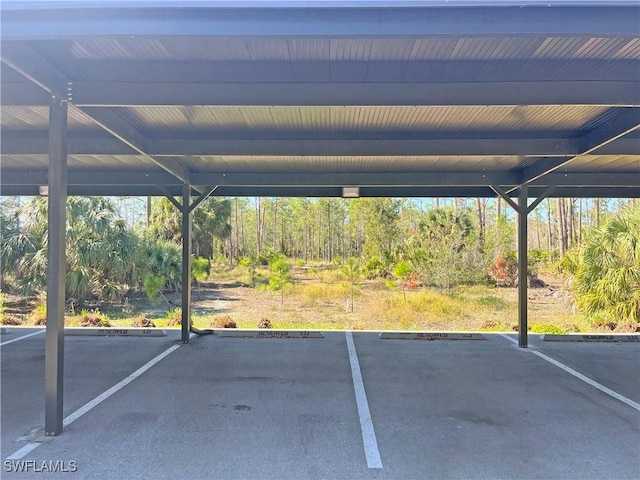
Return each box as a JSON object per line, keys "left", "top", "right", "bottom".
{"left": 2, "top": 328, "right": 639, "bottom": 479}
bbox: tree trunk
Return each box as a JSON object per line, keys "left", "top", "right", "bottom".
{"left": 546, "top": 198, "right": 553, "bottom": 253}
{"left": 557, "top": 198, "right": 569, "bottom": 255}
{"left": 578, "top": 198, "right": 583, "bottom": 244}
{"left": 595, "top": 198, "right": 600, "bottom": 228}
{"left": 256, "top": 197, "right": 262, "bottom": 255}
{"left": 476, "top": 198, "right": 485, "bottom": 249}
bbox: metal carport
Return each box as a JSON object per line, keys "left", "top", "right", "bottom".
{"left": 1, "top": 0, "right": 639, "bottom": 436}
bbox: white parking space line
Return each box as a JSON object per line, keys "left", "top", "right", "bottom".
{"left": 345, "top": 332, "right": 383, "bottom": 469}
{"left": 6, "top": 442, "right": 40, "bottom": 460}
{"left": 62, "top": 343, "right": 182, "bottom": 427}
{"left": 0, "top": 330, "right": 45, "bottom": 346}
{"left": 5, "top": 333, "right": 194, "bottom": 461}
{"left": 499, "top": 334, "right": 640, "bottom": 411}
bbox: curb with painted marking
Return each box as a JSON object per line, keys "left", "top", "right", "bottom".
{"left": 65, "top": 328, "right": 166, "bottom": 337}
{"left": 541, "top": 334, "right": 640, "bottom": 342}
{"left": 379, "top": 332, "right": 485, "bottom": 340}
{"left": 217, "top": 330, "right": 324, "bottom": 338}
{"left": 1, "top": 327, "right": 10, "bottom": 335}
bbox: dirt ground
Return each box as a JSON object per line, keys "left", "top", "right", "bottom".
{"left": 1, "top": 269, "right": 581, "bottom": 331}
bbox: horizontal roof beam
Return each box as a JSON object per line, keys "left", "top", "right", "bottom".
{"left": 2, "top": 184, "right": 638, "bottom": 199}
{"left": 3, "top": 170, "right": 638, "bottom": 189}
{"left": 2, "top": 5, "right": 639, "bottom": 39}
{"left": 1, "top": 134, "right": 617, "bottom": 157}
{"left": 0, "top": 170, "right": 518, "bottom": 188}
{"left": 149, "top": 137, "right": 577, "bottom": 157}
{"left": 23, "top": 58, "right": 640, "bottom": 85}
{"left": 72, "top": 81, "right": 640, "bottom": 107}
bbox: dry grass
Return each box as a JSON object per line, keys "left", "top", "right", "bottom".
{"left": 9, "top": 269, "right": 590, "bottom": 332}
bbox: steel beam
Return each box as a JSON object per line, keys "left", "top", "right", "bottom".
{"left": 1, "top": 81, "right": 50, "bottom": 105}
{"left": 3, "top": 170, "right": 640, "bottom": 190}
{"left": 181, "top": 183, "right": 192, "bottom": 343}
{"left": 2, "top": 5, "right": 638, "bottom": 39}
{"left": 517, "top": 184, "right": 529, "bottom": 348}
{"left": 18, "top": 58, "right": 640, "bottom": 85}
{"left": 519, "top": 108, "right": 640, "bottom": 186}
{"left": 149, "top": 137, "right": 575, "bottom": 157}
{"left": 44, "top": 96, "right": 67, "bottom": 436}
{"left": 2, "top": 135, "right": 589, "bottom": 157}
{"left": 2, "top": 183, "right": 639, "bottom": 198}
{"left": 207, "top": 171, "right": 519, "bottom": 187}
{"left": 0, "top": 43, "right": 70, "bottom": 98}
{"left": 73, "top": 81, "right": 640, "bottom": 108}
{"left": 0, "top": 42, "right": 199, "bottom": 191}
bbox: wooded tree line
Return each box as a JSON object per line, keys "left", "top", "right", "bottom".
{"left": 1, "top": 195, "right": 637, "bottom": 324}
{"left": 219, "top": 196, "right": 635, "bottom": 264}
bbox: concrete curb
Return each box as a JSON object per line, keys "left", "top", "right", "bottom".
{"left": 379, "top": 332, "right": 486, "bottom": 340}
{"left": 216, "top": 330, "right": 324, "bottom": 339}
{"left": 541, "top": 334, "right": 640, "bottom": 342}
{"left": 65, "top": 328, "right": 166, "bottom": 337}
{"left": 1, "top": 327, "right": 10, "bottom": 335}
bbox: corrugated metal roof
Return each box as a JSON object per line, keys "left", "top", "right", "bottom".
{"left": 1, "top": 3, "right": 637, "bottom": 196}
{"left": 68, "top": 155, "right": 158, "bottom": 169}
{"left": 68, "top": 37, "right": 640, "bottom": 62}
{"left": 0, "top": 105, "right": 101, "bottom": 131}
{"left": 0, "top": 154, "right": 156, "bottom": 169}
{"left": 182, "top": 154, "right": 523, "bottom": 172}
{"left": 117, "top": 105, "right": 610, "bottom": 134}
{"left": 0, "top": 154, "right": 48, "bottom": 169}
{"left": 569, "top": 155, "right": 640, "bottom": 172}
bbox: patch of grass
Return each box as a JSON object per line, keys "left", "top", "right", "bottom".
{"left": 476, "top": 296, "right": 509, "bottom": 310}
{"left": 165, "top": 308, "right": 182, "bottom": 327}
{"left": 293, "top": 282, "right": 351, "bottom": 303}
{"left": 368, "top": 289, "right": 468, "bottom": 331}
{"left": 28, "top": 303, "right": 47, "bottom": 325}
{"left": 1, "top": 314, "right": 22, "bottom": 325}
{"left": 529, "top": 323, "right": 567, "bottom": 334}
{"left": 479, "top": 319, "right": 511, "bottom": 332}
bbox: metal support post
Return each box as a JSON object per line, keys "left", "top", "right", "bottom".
{"left": 45, "top": 96, "right": 68, "bottom": 436}
{"left": 517, "top": 184, "right": 529, "bottom": 348}
{"left": 181, "top": 183, "right": 192, "bottom": 343}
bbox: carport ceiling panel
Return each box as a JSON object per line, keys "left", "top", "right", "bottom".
{"left": 115, "top": 106, "right": 612, "bottom": 135}
{"left": 183, "top": 155, "right": 523, "bottom": 173}
{"left": 46, "top": 36, "right": 640, "bottom": 62}
{"left": 0, "top": 104, "right": 103, "bottom": 131}
{"left": 0, "top": 154, "right": 157, "bottom": 171}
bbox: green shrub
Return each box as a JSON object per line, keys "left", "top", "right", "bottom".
{"left": 529, "top": 323, "right": 566, "bottom": 334}
{"left": 192, "top": 256, "right": 210, "bottom": 282}
{"left": 143, "top": 274, "right": 165, "bottom": 304}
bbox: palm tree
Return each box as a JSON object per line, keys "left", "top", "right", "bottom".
{"left": 574, "top": 206, "right": 640, "bottom": 322}
{"left": 7, "top": 196, "right": 139, "bottom": 303}
{"left": 149, "top": 197, "right": 232, "bottom": 259}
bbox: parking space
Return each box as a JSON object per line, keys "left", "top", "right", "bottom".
{"left": 526, "top": 334, "right": 640, "bottom": 404}
{"left": 1, "top": 328, "right": 183, "bottom": 460}
{"left": 356, "top": 334, "right": 639, "bottom": 479}
{"left": 2, "top": 331, "right": 639, "bottom": 479}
